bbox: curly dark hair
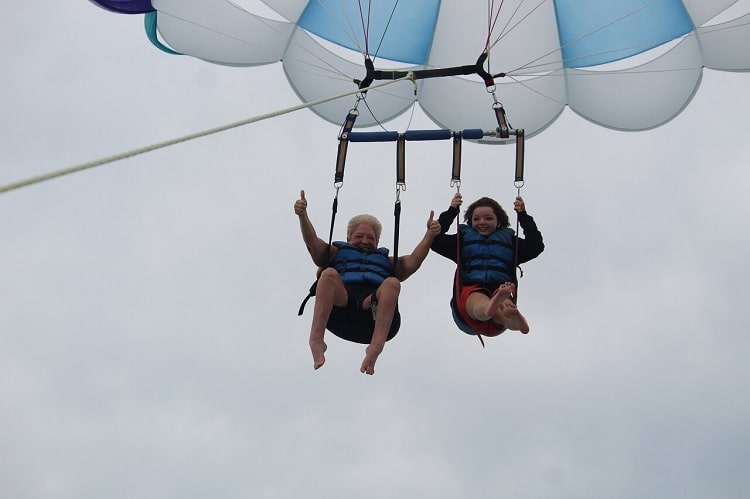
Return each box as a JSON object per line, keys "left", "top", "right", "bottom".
{"left": 463, "top": 197, "right": 510, "bottom": 228}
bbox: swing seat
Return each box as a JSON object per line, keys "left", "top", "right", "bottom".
{"left": 449, "top": 297, "right": 505, "bottom": 338}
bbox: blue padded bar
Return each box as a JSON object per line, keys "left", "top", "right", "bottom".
{"left": 461, "top": 129, "right": 484, "bottom": 140}
{"left": 403, "top": 129, "right": 452, "bottom": 141}
{"left": 347, "top": 129, "right": 489, "bottom": 143}
{"left": 347, "top": 131, "right": 400, "bottom": 142}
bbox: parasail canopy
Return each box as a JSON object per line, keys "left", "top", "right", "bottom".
{"left": 91, "top": 0, "right": 750, "bottom": 141}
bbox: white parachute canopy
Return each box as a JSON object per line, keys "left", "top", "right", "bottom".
{"left": 94, "top": 0, "right": 750, "bottom": 139}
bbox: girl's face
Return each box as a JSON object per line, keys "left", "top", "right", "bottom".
{"left": 348, "top": 223, "right": 378, "bottom": 249}
{"left": 470, "top": 206, "right": 498, "bottom": 235}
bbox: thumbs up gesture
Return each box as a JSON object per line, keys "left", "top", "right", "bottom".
{"left": 294, "top": 189, "right": 308, "bottom": 216}
{"left": 426, "top": 210, "right": 440, "bottom": 235}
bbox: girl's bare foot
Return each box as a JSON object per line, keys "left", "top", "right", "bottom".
{"left": 360, "top": 343, "right": 384, "bottom": 375}
{"left": 486, "top": 282, "right": 514, "bottom": 318}
{"left": 500, "top": 302, "right": 530, "bottom": 334}
{"left": 309, "top": 339, "right": 327, "bottom": 370}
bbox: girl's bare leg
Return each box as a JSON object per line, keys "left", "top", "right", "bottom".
{"left": 466, "top": 283, "right": 513, "bottom": 321}
{"left": 467, "top": 283, "right": 530, "bottom": 334}
{"left": 466, "top": 292, "right": 491, "bottom": 321}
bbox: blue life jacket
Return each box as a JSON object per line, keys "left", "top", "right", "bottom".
{"left": 459, "top": 224, "right": 515, "bottom": 286}
{"left": 331, "top": 242, "right": 393, "bottom": 287}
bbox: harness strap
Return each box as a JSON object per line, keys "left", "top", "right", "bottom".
{"left": 513, "top": 145, "right": 525, "bottom": 304}
{"left": 393, "top": 135, "right": 406, "bottom": 270}
{"left": 326, "top": 193, "right": 338, "bottom": 264}
{"left": 335, "top": 110, "right": 358, "bottom": 184}
{"left": 494, "top": 104, "right": 510, "bottom": 139}
{"left": 515, "top": 129, "right": 525, "bottom": 183}
{"left": 298, "top": 280, "right": 317, "bottom": 316}
{"left": 393, "top": 199, "right": 401, "bottom": 270}
{"left": 451, "top": 133, "right": 462, "bottom": 186}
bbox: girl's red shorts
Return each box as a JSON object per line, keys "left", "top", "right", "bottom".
{"left": 455, "top": 284, "right": 506, "bottom": 336}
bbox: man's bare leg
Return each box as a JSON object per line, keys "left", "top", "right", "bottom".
{"left": 309, "top": 268, "right": 348, "bottom": 370}
{"left": 360, "top": 277, "right": 400, "bottom": 375}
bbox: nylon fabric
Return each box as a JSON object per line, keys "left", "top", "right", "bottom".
{"left": 458, "top": 225, "right": 516, "bottom": 287}
{"left": 87, "top": 1, "right": 750, "bottom": 138}
{"left": 554, "top": 0, "right": 694, "bottom": 68}
{"left": 331, "top": 243, "right": 393, "bottom": 288}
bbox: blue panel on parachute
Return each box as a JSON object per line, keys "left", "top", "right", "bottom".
{"left": 554, "top": 0, "right": 695, "bottom": 68}
{"left": 298, "top": 0, "right": 440, "bottom": 65}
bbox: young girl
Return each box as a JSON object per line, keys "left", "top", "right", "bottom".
{"left": 431, "top": 194, "right": 544, "bottom": 336}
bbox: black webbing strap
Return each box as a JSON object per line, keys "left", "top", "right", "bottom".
{"left": 326, "top": 194, "right": 338, "bottom": 262}
{"left": 298, "top": 280, "right": 317, "bottom": 316}
{"left": 356, "top": 52, "right": 495, "bottom": 89}
{"left": 513, "top": 208, "right": 522, "bottom": 306}
{"left": 393, "top": 199, "right": 401, "bottom": 270}
{"left": 396, "top": 135, "right": 406, "bottom": 181}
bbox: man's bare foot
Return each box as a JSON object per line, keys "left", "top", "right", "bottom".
{"left": 309, "top": 339, "right": 327, "bottom": 370}
{"left": 360, "top": 343, "right": 384, "bottom": 375}
{"left": 486, "top": 282, "right": 514, "bottom": 318}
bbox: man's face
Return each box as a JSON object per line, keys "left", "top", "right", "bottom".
{"left": 348, "top": 223, "right": 378, "bottom": 249}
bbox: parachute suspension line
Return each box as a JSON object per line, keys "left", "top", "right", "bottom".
{"left": 0, "top": 78, "right": 410, "bottom": 196}
{"left": 370, "top": 0, "right": 400, "bottom": 63}
{"left": 487, "top": 0, "right": 545, "bottom": 53}
{"left": 310, "top": 0, "right": 365, "bottom": 56}
{"left": 357, "top": 0, "right": 371, "bottom": 56}
{"left": 403, "top": 99, "right": 417, "bottom": 132}
{"left": 485, "top": 0, "right": 505, "bottom": 53}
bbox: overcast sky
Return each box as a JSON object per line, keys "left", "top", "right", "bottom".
{"left": 2, "top": 2, "right": 749, "bottom": 498}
